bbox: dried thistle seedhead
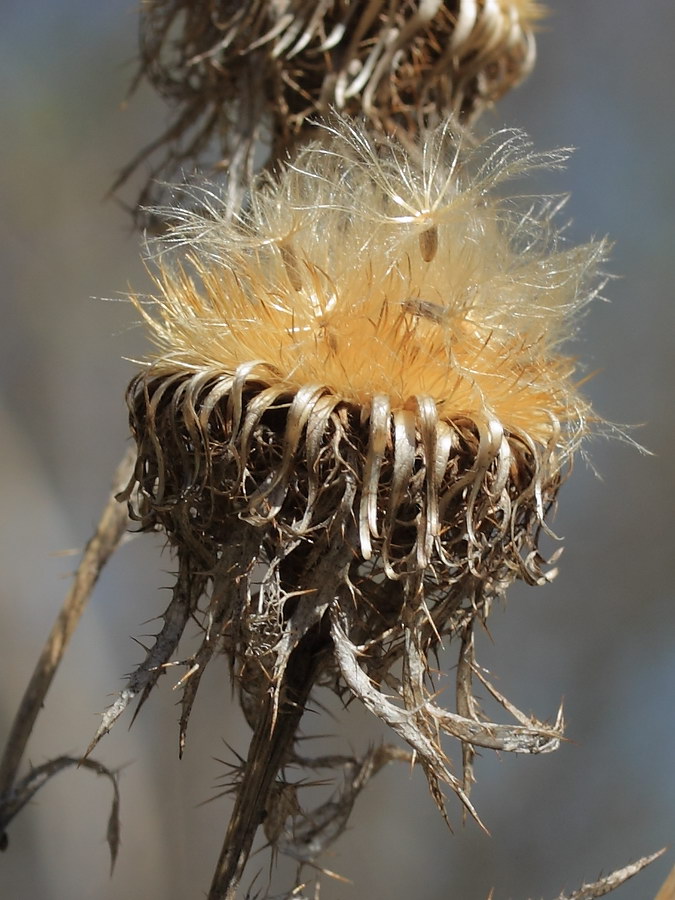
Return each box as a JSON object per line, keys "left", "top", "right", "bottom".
{"left": 123, "top": 0, "right": 545, "bottom": 219}
{"left": 112, "top": 117, "right": 605, "bottom": 894}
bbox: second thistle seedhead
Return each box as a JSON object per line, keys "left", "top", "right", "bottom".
{"left": 126, "top": 1, "right": 545, "bottom": 217}
{"left": 115, "top": 117, "right": 605, "bottom": 826}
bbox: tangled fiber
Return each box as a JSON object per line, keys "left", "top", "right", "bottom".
{"left": 101, "top": 118, "right": 605, "bottom": 897}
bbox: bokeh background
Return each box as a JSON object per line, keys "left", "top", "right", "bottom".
{"left": 1, "top": 2, "right": 673, "bottom": 898}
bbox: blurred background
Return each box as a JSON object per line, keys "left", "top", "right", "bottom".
{"left": 1, "top": 2, "right": 673, "bottom": 898}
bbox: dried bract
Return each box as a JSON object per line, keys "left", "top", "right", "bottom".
{"left": 121, "top": 0, "right": 545, "bottom": 219}
{"left": 112, "top": 118, "right": 605, "bottom": 896}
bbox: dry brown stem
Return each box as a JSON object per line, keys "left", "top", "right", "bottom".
{"left": 0, "top": 447, "right": 135, "bottom": 846}
{"left": 208, "top": 624, "right": 328, "bottom": 899}
{"left": 655, "top": 863, "right": 675, "bottom": 900}
{"left": 549, "top": 848, "right": 666, "bottom": 900}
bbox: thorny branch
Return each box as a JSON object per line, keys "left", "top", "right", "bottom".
{"left": 549, "top": 848, "right": 666, "bottom": 900}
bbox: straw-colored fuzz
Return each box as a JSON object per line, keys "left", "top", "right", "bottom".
{"left": 142, "top": 119, "right": 604, "bottom": 456}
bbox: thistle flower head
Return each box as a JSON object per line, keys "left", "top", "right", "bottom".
{"left": 118, "top": 117, "right": 604, "bottom": 852}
